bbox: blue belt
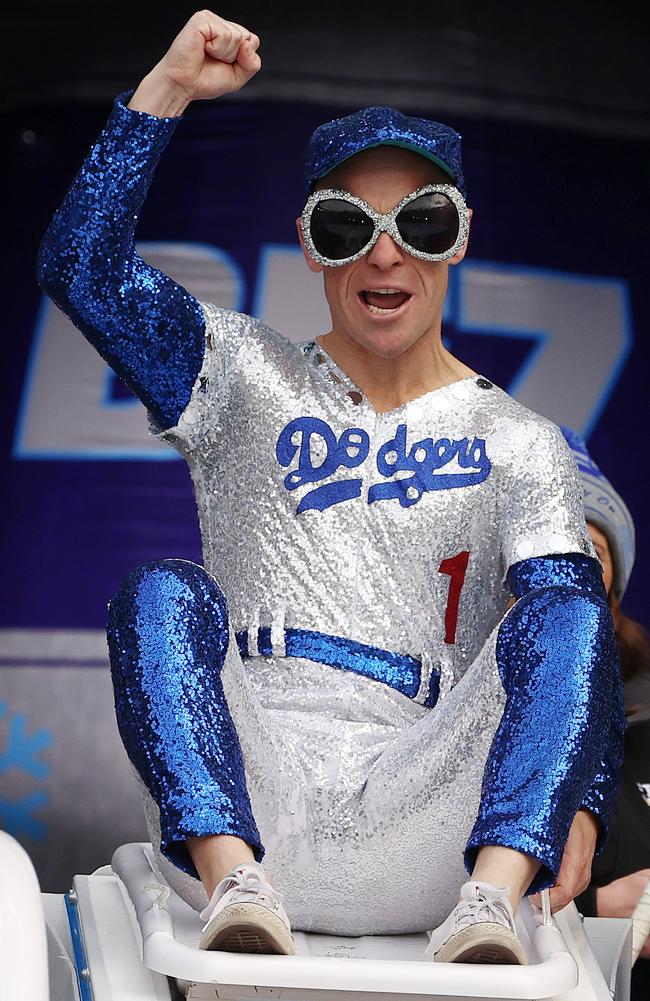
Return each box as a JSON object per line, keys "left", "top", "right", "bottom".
{"left": 234, "top": 626, "right": 439, "bottom": 708}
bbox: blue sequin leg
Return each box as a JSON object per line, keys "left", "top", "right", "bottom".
{"left": 107, "top": 559, "right": 263, "bottom": 877}
{"left": 506, "top": 554, "right": 626, "bottom": 844}
{"left": 465, "top": 586, "right": 620, "bottom": 893}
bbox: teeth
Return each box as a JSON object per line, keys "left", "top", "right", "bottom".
{"left": 360, "top": 289, "right": 411, "bottom": 315}
{"left": 367, "top": 302, "right": 401, "bottom": 314}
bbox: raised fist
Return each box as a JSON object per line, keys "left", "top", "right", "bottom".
{"left": 136, "top": 10, "right": 261, "bottom": 111}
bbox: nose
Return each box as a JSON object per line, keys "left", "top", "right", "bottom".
{"left": 366, "top": 230, "right": 404, "bottom": 269}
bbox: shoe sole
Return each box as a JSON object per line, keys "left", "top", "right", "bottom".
{"left": 200, "top": 903, "right": 295, "bottom": 955}
{"left": 433, "top": 922, "right": 527, "bottom": 965}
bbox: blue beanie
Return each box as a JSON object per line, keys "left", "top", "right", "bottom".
{"left": 560, "top": 426, "right": 635, "bottom": 600}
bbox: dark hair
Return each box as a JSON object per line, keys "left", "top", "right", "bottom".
{"left": 609, "top": 594, "right": 650, "bottom": 685}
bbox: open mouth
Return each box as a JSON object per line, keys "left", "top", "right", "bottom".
{"left": 359, "top": 288, "right": 412, "bottom": 316}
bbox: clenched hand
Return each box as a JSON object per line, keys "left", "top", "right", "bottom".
{"left": 129, "top": 10, "right": 261, "bottom": 118}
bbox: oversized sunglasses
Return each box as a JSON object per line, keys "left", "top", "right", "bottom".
{"left": 301, "top": 184, "right": 470, "bottom": 267}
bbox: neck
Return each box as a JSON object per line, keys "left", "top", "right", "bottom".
{"left": 317, "top": 327, "right": 475, "bottom": 413}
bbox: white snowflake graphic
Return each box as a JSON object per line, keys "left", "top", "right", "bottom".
{"left": 0, "top": 702, "right": 52, "bottom": 840}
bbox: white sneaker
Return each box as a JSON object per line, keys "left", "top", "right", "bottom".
{"left": 199, "top": 861, "right": 295, "bottom": 955}
{"left": 425, "top": 881, "right": 528, "bottom": 965}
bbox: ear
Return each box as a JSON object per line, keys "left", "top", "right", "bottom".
{"left": 296, "top": 217, "right": 323, "bottom": 274}
{"left": 448, "top": 206, "right": 473, "bottom": 266}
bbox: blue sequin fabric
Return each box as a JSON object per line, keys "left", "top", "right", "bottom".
{"left": 509, "top": 552, "right": 607, "bottom": 599}
{"left": 235, "top": 627, "right": 426, "bottom": 701}
{"left": 37, "top": 92, "right": 205, "bottom": 431}
{"left": 107, "top": 560, "right": 262, "bottom": 874}
{"left": 466, "top": 553, "right": 624, "bottom": 892}
{"left": 507, "top": 552, "right": 626, "bottom": 848}
{"left": 304, "top": 105, "right": 467, "bottom": 202}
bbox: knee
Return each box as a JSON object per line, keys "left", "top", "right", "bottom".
{"left": 107, "top": 559, "right": 229, "bottom": 641}
{"left": 497, "top": 587, "right": 616, "bottom": 689}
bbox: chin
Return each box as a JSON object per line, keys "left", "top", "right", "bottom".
{"left": 354, "top": 328, "right": 421, "bottom": 360}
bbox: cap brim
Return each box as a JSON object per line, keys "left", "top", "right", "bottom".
{"left": 312, "top": 139, "right": 457, "bottom": 187}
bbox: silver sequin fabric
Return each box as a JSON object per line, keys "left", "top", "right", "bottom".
{"left": 141, "top": 305, "right": 597, "bottom": 932}
{"left": 141, "top": 620, "right": 507, "bottom": 934}
{"left": 160, "top": 304, "right": 594, "bottom": 697}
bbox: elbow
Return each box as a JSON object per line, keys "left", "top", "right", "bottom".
{"left": 36, "top": 215, "right": 76, "bottom": 307}
{"left": 36, "top": 227, "right": 62, "bottom": 300}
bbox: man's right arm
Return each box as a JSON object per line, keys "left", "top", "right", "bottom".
{"left": 37, "top": 10, "right": 261, "bottom": 432}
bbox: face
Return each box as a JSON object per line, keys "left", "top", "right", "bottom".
{"left": 588, "top": 522, "right": 614, "bottom": 597}
{"left": 296, "top": 147, "right": 472, "bottom": 359}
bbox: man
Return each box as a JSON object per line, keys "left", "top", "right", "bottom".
{"left": 38, "top": 10, "right": 624, "bottom": 964}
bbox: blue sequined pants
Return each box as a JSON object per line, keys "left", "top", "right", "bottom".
{"left": 107, "top": 559, "right": 615, "bottom": 935}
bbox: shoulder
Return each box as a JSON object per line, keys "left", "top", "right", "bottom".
{"left": 480, "top": 384, "right": 570, "bottom": 463}
{"left": 200, "top": 302, "right": 283, "bottom": 346}
{"left": 197, "top": 300, "right": 312, "bottom": 382}
{"left": 200, "top": 303, "right": 310, "bottom": 368}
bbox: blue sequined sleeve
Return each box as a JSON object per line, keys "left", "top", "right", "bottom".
{"left": 36, "top": 92, "right": 206, "bottom": 432}
{"left": 509, "top": 554, "right": 626, "bottom": 847}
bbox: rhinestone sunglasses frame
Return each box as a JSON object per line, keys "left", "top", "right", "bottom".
{"left": 300, "top": 183, "right": 470, "bottom": 267}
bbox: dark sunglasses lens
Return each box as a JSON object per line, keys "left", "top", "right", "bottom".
{"left": 396, "top": 193, "right": 460, "bottom": 255}
{"left": 309, "top": 200, "right": 374, "bottom": 260}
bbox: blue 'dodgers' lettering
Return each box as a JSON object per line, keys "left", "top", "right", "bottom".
{"left": 275, "top": 417, "right": 491, "bottom": 513}
{"left": 369, "top": 423, "right": 491, "bottom": 507}
{"left": 275, "top": 417, "right": 370, "bottom": 514}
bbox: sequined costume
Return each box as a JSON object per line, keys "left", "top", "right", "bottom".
{"left": 38, "top": 95, "right": 625, "bottom": 935}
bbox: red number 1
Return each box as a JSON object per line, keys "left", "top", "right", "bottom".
{"left": 438, "top": 550, "right": 470, "bottom": 644}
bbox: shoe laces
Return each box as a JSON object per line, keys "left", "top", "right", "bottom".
{"left": 214, "top": 864, "right": 283, "bottom": 912}
{"left": 454, "top": 884, "right": 515, "bottom": 933}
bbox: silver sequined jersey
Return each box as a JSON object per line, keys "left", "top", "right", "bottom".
{"left": 160, "top": 304, "right": 593, "bottom": 694}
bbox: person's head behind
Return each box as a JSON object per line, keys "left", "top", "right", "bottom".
{"left": 586, "top": 520, "right": 649, "bottom": 688}
{"left": 296, "top": 107, "right": 472, "bottom": 361}
{"left": 560, "top": 426, "right": 649, "bottom": 687}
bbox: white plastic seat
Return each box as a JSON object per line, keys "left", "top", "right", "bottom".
{"left": 71, "top": 842, "right": 606, "bottom": 1001}
{"left": 34, "top": 840, "right": 631, "bottom": 1001}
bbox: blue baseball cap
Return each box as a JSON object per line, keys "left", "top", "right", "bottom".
{"left": 303, "top": 106, "right": 466, "bottom": 204}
